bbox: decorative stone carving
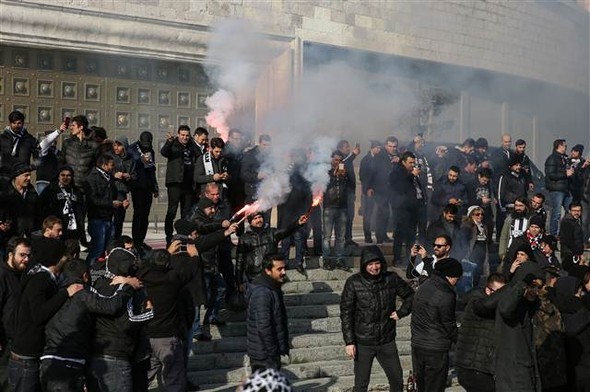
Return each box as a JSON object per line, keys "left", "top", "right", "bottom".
{"left": 13, "top": 53, "right": 28, "bottom": 68}
{"left": 158, "top": 90, "right": 170, "bottom": 106}
{"left": 138, "top": 113, "right": 150, "bottom": 128}
{"left": 116, "top": 87, "right": 131, "bottom": 103}
{"left": 62, "top": 82, "right": 77, "bottom": 99}
{"left": 12, "top": 105, "right": 28, "bottom": 120}
{"left": 138, "top": 88, "right": 151, "bottom": 104}
{"left": 178, "top": 116, "right": 189, "bottom": 126}
{"left": 38, "top": 80, "right": 54, "bottom": 97}
{"left": 177, "top": 92, "right": 190, "bottom": 108}
{"left": 64, "top": 57, "right": 77, "bottom": 72}
{"left": 38, "top": 107, "right": 52, "bottom": 123}
{"left": 197, "top": 94, "right": 208, "bottom": 108}
{"left": 116, "top": 112, "right": 130, "bottom": 128}
{"left": 85, "top": 84, "right": 100, "bottom": 101}
{"left": 38, "top": 55, "right": 53, "bottom": 70}
{"left": 85, "top": 109, "right": 99, "bottom": 126}
{"left": 158, "top": 115, "right": 170, "bottom": 129}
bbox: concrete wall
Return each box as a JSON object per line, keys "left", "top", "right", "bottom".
{"left": 2, "top": 0, "right": 588, "bottom": 94}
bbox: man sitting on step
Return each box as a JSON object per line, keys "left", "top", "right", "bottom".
{"left": 340, "top": 245, "right": 414, "bottom": 391}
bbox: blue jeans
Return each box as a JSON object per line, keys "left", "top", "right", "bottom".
{"left": 7, "top": 356, "right": 39, "bottom": 392}
{"left": 549, "top": 191, "right": 572, "bottom": 235}
{"left": 322, "top": 207, "right": 346, "bottom": 260}
{"left": 87, "top": 356, "right": 132, "bottom": 392}
{"left": 203, "top": 272, "right": 226, "bottom": 324}
{"left": 86, "top": 219, "right": 113, "bottom": 265}
{"left": 35, "top": 181, "right": 50, "bottom": 196}
{"left": 281, "top": 225, "right": 308, "bottom": 266}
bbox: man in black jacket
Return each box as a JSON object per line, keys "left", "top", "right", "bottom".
{"left": 9, "top": 249, "right": 83, "bottom": 392}
{"left": 1, "top": 163, "right": 40, "bottom": 237}
{"left": 559, "top": 202, "right": 585, "bottom": 276}
{"left": 340, "top": 245, "right": 414, "bottom": 391}
{"left": 194, "top": 137, "right": 229, "bottom": 199}
{"left": 0, "top": 111, "right": 40, "bottom": 180}
{"left": 246, "top": 253, "right": 289, "bottom": 372}
{"left": 112, "top": 136, "right": 135, "bottom": 239}
{"left": 545, "top": 139, "right": 574, "bottom": 235}
{"left": 84, "top": 154, "right": 118, "bottom": 265}
{"left": 455, "top": 273, "right": 507, "bottom": 392}
{"left": 425, "top": 204, "right": 460, "bottom": 255}
{"left": 59, "top": 115, "right": 99, "bottom": 188}
{"left": 359, "top": 140, "right": 382, "bottom": 244}
{"left": 128, "top": 132, "right": 159, "bottom": 251}
{"left": 40, "top": 259, "right": 137, "bottom": 392}
{"left": 498, "top": 154, "right": 527, "bottom": 214}
{"left": 337, "top": 140, "right": 360, "bottom": 247}
{"left": 161, "top": 125, "right": 198, "bottom": 245}
{"left": 411, "top": 257, "right": 462, "bottom": 392}
{"left": 0, "top": 238, "right": 31, "bottom": 390}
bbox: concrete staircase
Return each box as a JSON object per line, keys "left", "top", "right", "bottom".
{"left": 187, "top": 250, "right": 465, "bottom": 391}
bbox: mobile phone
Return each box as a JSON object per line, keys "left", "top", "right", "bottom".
{"left": 63, "top": 116, "right": 71, "bottom": 128}
{"left": 338, "top": 163, "right": 344, "bottom": 170}
{"left": 179, "top": 244, "right": 187, "bottom": 253}
{"left": 355, "top": 143, "right": 360, "bottom": 148}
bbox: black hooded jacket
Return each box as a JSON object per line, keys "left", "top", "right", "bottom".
{"left": 0, "top": 261, "right": 24, "bottom": 349}
{"left": 43, "top": 271, "right": 132, "bottom": 360}
{"left": 340, "top": 246, "right": 414, "bottom": 346}
{"left": 245, "top": 272, "right": 289, "bottom": 361}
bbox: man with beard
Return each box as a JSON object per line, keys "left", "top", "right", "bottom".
{"left": 545, "top": 138, "right": 574, "bottom": 236}
{"left": 473, "top": 137, "right": 491, "bottom": 169}
{"left": 407, "top": 234, "right": 454, "bottom": 283}
{"left": 559, "top": 202, "right": 585, "bottom": 276}
{"left": 426, "top": 204, "right": 460, "bottom": 256}
{"left": 501, "top": 215, "right": 545, "bottom": 276}
{"left": 514, "top": 139, "right": 534, "bottom": 192}
{"left": 161, "top": 125, "right": 197, "bottom": 245}
{"left": 246, "top": 253, "right": 289, "bottom": 371}
{"left": 389, "top": 151, "right": 425, "bottom": 264}
{"left": 359, "top": 140, "right": 382, "bottom": 244}
{"left": 498, "top": 155, "right": 527, "bottom": 217}
{"left": 194, "top": 137, "right": 230, "bottom": 199}
{"left": 192, "top": 127, "right": 208, "bottom": 159}
{"left": 374, "top": 136, "right": 399, "bottom": 244}
{"left": 411, "top": 256, "right": 462, "bottom": 392}
{"left": 431, "top": 166, "right": 467, "bottom": 221}
{"left": 529, "top": 193, "right": 547, "bottom": 225}
{"left": 39, "top": 166, "right": 84, "bottom": 241}
{"left": 465, "top": 167, "right": 494, "bottom": 241}
{"left": 498, "top": 196, "right": 530, "bottom": 261}
{"left": 1, "top": 163, "right": 40, "bottom": 237}
{"left": 494, "top": 261, "right": 544, "bottom": 391}
{"left": 237, "top": 211, "right": 307, "bottom": 286}
{"left": 0, "top": 238, "right": 31, "bottom": 389}
{"left": 0, "top": 111, "right": 40, "bottom": 179}
{"left": 340, "top": 245, "right": 414, "bottom": 391}
{"left": 128, "top": 131, "right": 159, "bottom": 251}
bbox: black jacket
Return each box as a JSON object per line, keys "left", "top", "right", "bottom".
{"left": 0, "top": 261, "right": 23, "bottom": 349}
{"left": 359, "top": 152, "right": 379, "bottom": 195}
{"left": 389, "top": 163, "right": 424, "bottom": 209}
{"left": 560, "top": 213, "right": 585, "bottom": 257}
{"left": 11, "top": 264, "right": 69, "bottom": 357}
{"left": 323, "top": 167, "right": 349, "bottom": 209}
{"left": 0, "top": 181, "right": 40, "bottom": 236}
{"left": 431, "top": 177, "right": 467, "bottom": 212}
{"left": 43, "top": 282, "right": 132, "bottom": 360}
{"left": 241, "top": 146, "right": 264, "bottom": 201}
{"left": 83, "top": 167, "right": 116, "bottom": 220}
{"left": 455, "top": 288, "right": 505, "bottom": 375}
{"left": 426, "top": 216, "right": 460, "bottom": 255}
{"left": 340, "top": 250, "right": 413, "bottom": 346}
{"left": 410, "top": 273, "right": 458, "bottom": 351}
{"left": 545, "top": 151, "right": 569, "bottom": 192}
{"left": 39, "top": 181, "right": 83, "bottom": 237}
{"left": 191, "top": 208, "right": 225, "bottom": 273}
{"left": 236, "top": 221, "right": 301, "bottom": 284}
{"left": 60, "top": 135, "right": 99, "bottom": 186}
{"left": 127, "top": 142, "right": 158, "bottom": 193}
{"left": 138, "top": 264, "right": 195, "bottom": 339}
{"left": 160, "top": 138, "right": 196, "bottom": 186}
{"left": 0, "top": 127, "right": 39, "bottom": 177}
{"left": 193, "top": 152, "right": 228, "bottom": 195}
{"left": 498, "top": 171, "right": 527, "bottom": 210}
{"left": 113, "top": 151, "right": 136, "bottom": 198}
{"left": 246, "top": 273, "right": 289, "bottom": 361}
{"left": 374, "top": 150, "right": 394, "bottom": 196}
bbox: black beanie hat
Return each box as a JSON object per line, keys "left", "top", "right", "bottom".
{"left": 247, "top": 211, "right": 264, "bottom": 223}
{"left": 435, "top": 258, "right": 463, "bottom": 278}
{"left": 198, "top": 197, "right": 216, "bottom": 211}
{"left": 33, "top": 237, "right": 66, "bottom": 267}
{"left": 11, "top": 162, "right": 34, "bottom": 179}
{"left": 139, "top": 131, "right": 153, "bottom": 149}
{"left": 106, "top": 247, "right": 137, "bottom": 276}
{"left": 515, "top": 244, "right": 535, "bottom": 262}
{"left": 528, "top": 215, "right": 545, "bottom": 229}
{"left": 508, "top": 154, "right": 523, "bottom": 167}
{"left": 174, "top": 219, "right": 198, "bottom": 236}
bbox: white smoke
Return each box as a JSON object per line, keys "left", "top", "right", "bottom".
{"left": 204, "top": 19, "right": 271, "bottom": 140}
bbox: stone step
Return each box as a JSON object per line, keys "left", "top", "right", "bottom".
{"left": 197, "top": 375, "right": 466, "bottom": 392}
{"left": 282, "top": 280, "right": 346, "bottom": 294}
{"left": 189, "top": 342, "right": 414, "bottom": 372}
{"left": 188, "top": 358, "right": 414, "bottom": 385}
{"left": 284, "top": 291, "right": 342, "bottom": 306}
{"left": 284, "top": 265, "right": 406, "bottom": 282}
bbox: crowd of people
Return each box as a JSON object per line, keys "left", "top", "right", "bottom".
{"left": 0, "top": 107, "right": 589, "bottom": 392}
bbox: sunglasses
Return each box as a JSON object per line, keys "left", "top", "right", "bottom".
{"left": 432, "top": 243, "right": 447, "bottom": 248}
{"left": 472, "top": 212, "right": 483, "bottom": 216}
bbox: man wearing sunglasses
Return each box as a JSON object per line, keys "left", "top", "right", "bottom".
{"left": 406, "top": 235, "right": 453, "bottom": 283}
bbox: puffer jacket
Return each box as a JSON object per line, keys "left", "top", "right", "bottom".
{"left": 455, "top": 288, "right": 505, "bottom": 375}
{"left": 60, "top": 135, "right": 99, "bottom": 186}
{"left": 83, "top": 167, "right": 116, "bottom": 220}
{"left": 545, "top": 151, "right": 569, "bottom": 192}
{"left": 410, "top": 272, "right": 458, "bottom": 351}
{"left": 246, "top": 273, "right": 289, "bottom": 361}
{"left": 340, "top": 245, "right": 414, "bottom": 346}
{"left": 236, "top": 221, "right": 301, "bottom": 284}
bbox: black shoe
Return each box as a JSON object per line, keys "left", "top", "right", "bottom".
{"left": 296, "top": 264, "right": 306, "bottom": 274}
{"left": 194, "top": 333, "right": 211, "bottom": 342}
{"left": 346, "top": 240, "right": 359, "bottom": 247}
{"left": 364, "top": 237, "right": 373, "bottom": 244}
{"left": 335, "top": 262, "right": 351, "bottom": 272}
{"left": 141, "top": 242, "right": 152, "bottom": 251}
{"left": 187, "top": 380, "right": 201, "bottom": 391}
{"left": 206, "top": 319, "right": 226, "bottom": 326}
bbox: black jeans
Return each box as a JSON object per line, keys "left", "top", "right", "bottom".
{"left": 345, "top": 191, "right": 355, "bottom": 242}
{"left": 375, "top": 193, "right": 391, "bottom": 242}
{"left": 412, "top": 347, "right": 449, "bottom": 392}
{"left": 362, "top": 193, "right": 376, "bottom": 241}
{"left": 8, "top": 354, "right": 39, "bottom": 392}
{"left": 354, "top": 341, "right": 403, "bottom": 392}
{"left": 131, "top": 188, "right": 154, "bottom": 245}
{"left": 250, "top": 356, "right": 280, "bottom": 372}
{"left": 164, "top": 184, "right": 193, "bottom": 243}
{"left": 40, "top": 358, "right": 85, "bottom": 392}
{"left": 456, "top": 366, "right": 495, "bottom": 392}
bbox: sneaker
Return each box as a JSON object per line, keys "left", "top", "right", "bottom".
{"left": 346, "top": 240, "right": 359, "bottom": 247}
{"left": 335, "top": 262, "right": 351, "bottom": 272}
